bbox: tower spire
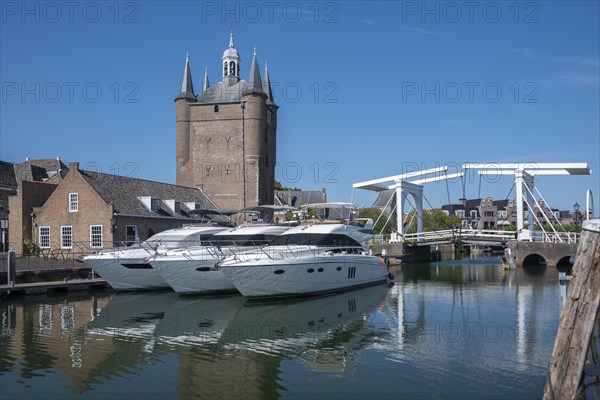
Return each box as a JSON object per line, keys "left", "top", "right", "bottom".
{"left": 203, "top": 67, "right": 209, "bottom": 92}
{"left": 263, "top": 62, "right": 276, "bottom": 105}
{"left": 175, "top": 52, "right": 195, "bottom": 101}
{"left": 243, "top": 47, "right": 265, "bottom": 96}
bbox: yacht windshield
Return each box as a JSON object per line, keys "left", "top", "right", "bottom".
{"left": 208, "top": 234, "right": 281, "bottom": 246}
{"left": 269, "top": 233, "right": 361, "bottom": 247}
{"left": 145, "top": 233, "right": 216, "bottom": 249}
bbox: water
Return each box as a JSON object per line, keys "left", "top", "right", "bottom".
{"left": 0, "top": 260, "right": 561, "bottom": 399}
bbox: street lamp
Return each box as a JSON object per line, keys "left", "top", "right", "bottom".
{"left": 573, "top": 202, "right": 580, "bottom": 227}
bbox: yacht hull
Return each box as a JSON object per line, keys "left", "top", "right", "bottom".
{"left": 151, "top": 257, "right": 236, "bottom": 294}
{"left": 86, "top": 257, "right": 170, "bottom": 291}
{"left": 221, "top": 254, "right": 389, "bottom": 299}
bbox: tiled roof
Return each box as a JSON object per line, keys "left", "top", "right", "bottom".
{"left": 371, "top": 190, "right": 394, "bottom": 209}
{"left": 13, "top": 159, "right": 68, "bottom": 182}
{"left": 0, "top": 161, "right": 17, "bottom": 188}
{"left": 80, "top": 170, "right": 218, "bottom": 219}
{"left": 275, "top": 190, "right": 326, "bottom": 208}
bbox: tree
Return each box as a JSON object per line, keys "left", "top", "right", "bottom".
{"left": 405, "top": 209, "right": 461, "bottom": 233}
{"left": 274, "top": 179, "right": 300, "bottom": 191}
{"left": 358, "top": 208, "right": 393, "bottom": 235}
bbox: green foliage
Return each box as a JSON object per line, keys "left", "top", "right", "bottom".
{"left": 358, "top": 208, "right": 393, "bottom": 235}
{"left": 534, "top": 223, "right": 581, "bottom": 233}
{"left": 23, "top": 237, "right": 39, "bottom": 256}
{"left": 285, "top": 207, "right": 318, "bottom": 221}
{"left": 274, "top": 180, "right": 300, "bottom": 191}
{"left": 405, "top": 209, "right": 461, "bottom": 234}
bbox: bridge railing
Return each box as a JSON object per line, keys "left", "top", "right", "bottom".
{"left": 370, "top": 229, "right": 515, "bottom": 245}
{"left": 369, "top": 229, "right": 579, "bottom": 245}
{"left": 532, "top": 231, "right": 580, "bottom": 244}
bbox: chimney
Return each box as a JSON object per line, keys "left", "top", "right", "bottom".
{"left": 69, "top": 162, "right": 79, "bottom": 171}
{"left": 459, "top": 198, "right": 467, "bottom": 207}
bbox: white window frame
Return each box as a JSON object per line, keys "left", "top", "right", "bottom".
{"left": 126, "top": 225, "right": 138, "bottom": 245}
{"left": 39, "top": 226, "right": 50, "bottom": 249}
{"left": 90, "top": 225, "right": 103, "bottom": 248}
{"left": 61, "top": 226, "right": 73, "bottom": 249}
{"left": 69, "top": 193, "right": 78, "bottom": 212}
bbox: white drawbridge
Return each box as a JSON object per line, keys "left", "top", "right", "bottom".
{"left": 353, "top": 166, "right": 463, "bottom": 241}
{"left": 464, "top": 163, "right": 591, "bottom": 242}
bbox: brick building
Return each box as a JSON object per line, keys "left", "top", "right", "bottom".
{"left": 17, "top": 162, "right": 217, "bottom": 256}
{"left": 175, "top": 30, "right": 278, "bottom": 210}
{"left": 3, "top": 158, "right": 68, "bottom": 253}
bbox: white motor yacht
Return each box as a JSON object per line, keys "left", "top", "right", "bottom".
{"left": 149, "top": 223, "right": 292, "bottom": 294}
{"left": 83, "top": 225, "right": 228, "bottom": 291}
{"left": 218, "top": 204, "right": 391, "bottom": 299}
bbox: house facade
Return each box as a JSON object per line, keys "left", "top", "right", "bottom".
{"left": 18, "top": 162, "right": 217, "bottom": 257}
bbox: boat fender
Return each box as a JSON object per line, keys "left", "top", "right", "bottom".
{"left": 388, "top": 272, "right": 395, "bottom": 280}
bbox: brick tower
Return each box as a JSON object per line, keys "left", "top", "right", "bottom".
{"left": 175, "top": 30, "right": 278, "bottom": 210}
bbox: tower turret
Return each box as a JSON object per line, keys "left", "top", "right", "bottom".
{"left": 222, "top": 30, "right": 241, "bottom": 86}
{"left": 175, "top": 52, "right": 196, "bottom": 101}
{"left": 243, "top": 47, "right": 265, "bottom": 97}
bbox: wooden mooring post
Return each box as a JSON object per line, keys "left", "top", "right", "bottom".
{"left": 544, "top": 219, "right": 600, "bottom": 399}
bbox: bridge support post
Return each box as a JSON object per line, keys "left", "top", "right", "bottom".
{"left": 394, "top": 181, "right": 424, "bottom": 242}
{"left": 515, "top": 169, "right": 535, "bottom": 240}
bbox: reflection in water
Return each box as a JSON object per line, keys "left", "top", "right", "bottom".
{"left": 0, "top": 262, "right": 561, "bottom": 399}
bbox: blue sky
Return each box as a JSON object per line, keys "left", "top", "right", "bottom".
{"left": 1, "top": 1, "right": 598, "bottom": 212}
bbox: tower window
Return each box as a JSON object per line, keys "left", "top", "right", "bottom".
{"left": 229, "top": 61, "right": 235, "bottom": 76}
{"left": 223, "top": 62, "right": 227, "bottom": 77}
{"left": 214, "top": 105, "right": 219, "bottom": 112}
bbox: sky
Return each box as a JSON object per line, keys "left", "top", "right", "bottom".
{"left": 1, "top": 1, "right": 599, "bottom": 213}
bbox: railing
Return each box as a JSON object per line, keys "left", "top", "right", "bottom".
{"left": 369, "top": 229, "right": 556, "bottom": 245}
{"left": 225, "top": 245, "right": 368, "bottom": 263}
{"left": 371, "top": 229, "right": 581, "bottom": 245}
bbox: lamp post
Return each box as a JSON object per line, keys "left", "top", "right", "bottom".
{"left": 573, "top": 202, "right": 580, "bottom": 227}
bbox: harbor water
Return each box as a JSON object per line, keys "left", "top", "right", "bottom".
{"left": 0, "top": 259, "right": 562, "bottom": 399}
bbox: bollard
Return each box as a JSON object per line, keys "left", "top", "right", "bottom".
{"left": 7, "top": 250, "right": 16, "bottom": 286}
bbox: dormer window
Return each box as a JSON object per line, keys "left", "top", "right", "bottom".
{"left": 139, "top": 196, "right": 161, "bottom": 212}
{"left": 69, "top": 193, "right": 78, "bottom": 212}
{"left": 165, "top": 200, "right": 181, "bottom": 214}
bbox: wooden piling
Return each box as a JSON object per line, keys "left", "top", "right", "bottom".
{"left": 544, "top": 219, "right": 600, "bottom": 399}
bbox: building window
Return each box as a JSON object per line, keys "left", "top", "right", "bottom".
{"left": 484, "top": 211, "right": 494, "bottom": 217}
{"left": 214, "top": 105, "right": 219, "bottom": 112}
{"left": 39, "top": 226, "right": 50, "bottom": 248}
{"left": 151, "top": 199, "right": 160, "bottom": 212}
{"left": 69, "top": 193, "right": 78, "bottom": 212}
{"left": 498, "top": 210, "right": 507, "bottom": 219}
{"left": 61, "top": 226, "right": 73, "bottom": 249}
{"left": 126, "top": 225, "right": 138, "bottom": 245}
{"left": 90, "top": 225, "right": 103, "bottom": 248}
{"left": 470, "top": 210, "right": 478, "bottom": 219}
{"left": 456, "top": 210, "right": 465, "bottom": 218}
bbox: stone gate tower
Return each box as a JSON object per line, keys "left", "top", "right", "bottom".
{"left": 175, "top": 31, "right": 278, "bottom": 210}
